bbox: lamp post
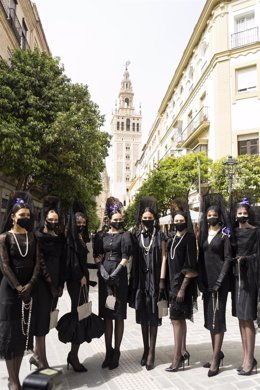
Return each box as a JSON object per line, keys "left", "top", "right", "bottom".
{"left": 223, "top": 155, "right": 237, "bottom": 211}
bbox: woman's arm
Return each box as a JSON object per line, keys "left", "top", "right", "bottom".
{"left": 0, "top": 234, "right": 21, "bottom": 290}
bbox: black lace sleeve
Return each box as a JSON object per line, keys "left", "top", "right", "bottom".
{"left": 121, "top": 231, "right": 133, "bottom": 260}
{"left": 29, "top": 242, "right": 41, "bottom": 286}
{"left": 0, "top": 233, "right": 20, "bottom": 289}
{"left": 93, "top": 231, "right": 105, "bottom": 258}
{"left": 38, "top": 245, "right": 52, "bottom": 284}
{"left": 182, "top": 233, "right": 198, "bottom": 277}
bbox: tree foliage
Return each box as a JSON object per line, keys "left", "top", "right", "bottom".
{"left": 210, "top": 154, "right": 260, "bottom": 203}
{"left": 0, "top": 49, "right": 110, "bottom": 222}
{"left": 124, "top": 152, "right": 212, "bottom": 228}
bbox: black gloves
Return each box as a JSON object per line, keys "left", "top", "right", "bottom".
{"left": 109, "top": 264, "right": 125, "bottom": 286}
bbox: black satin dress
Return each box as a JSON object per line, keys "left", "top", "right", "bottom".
{"left": 167, "top": 232, "right": 198, "bottom": 321}
{"left": 131, "top": 229, "right": 165, "bottom": 326}
{"left": 95, "top": 231, "right": 132, "bottom": 320}
{"left": 34, "top": 230, "right": 65, "bottom": 336}
{"left": 0, "top": 232, "right": 40, "bottom": 359}
{"left": 198, "top": 230, "right": 232, "bottom": 332}
{"left": 233, "top": 228, "right": 260, "bottom": 320}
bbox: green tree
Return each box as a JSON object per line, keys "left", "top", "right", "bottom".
{"left": 0, "top": 49, "right": 110, "bottom": 212}
{"left": 124, "top": 152, "right": 211, "bottom": 228}
{"left": 210, "top": 154, "right": 260, "bottom": 203}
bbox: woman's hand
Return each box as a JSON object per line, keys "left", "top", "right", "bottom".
{"left": 176, "top": 288, "right": 185, "bottom": 302}
{"left": 80, "top": 276, "right": 87, "bottom": 286}
{"left": 20, "top": 283, "right": 32, "bottom": 302}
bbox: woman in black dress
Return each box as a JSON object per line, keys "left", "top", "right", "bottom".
{"left": 30, "top": 196, "right": 65, "bottom": 369}
{"left": 64, "top": 202, "right": 91, "bottom": 372}
{"left": 198, "top": 194, "right": 232, "bottom": 377}
{"left": 94, "top": 197, "right": 132, "bottom": 370}
{"left": 161, "top": 210, "right": 197, "bottom": 372}
{"left": 130, "top": 196, "right": 166, "bottom": 370}
{"left": 0, "top": 192, "right": 40, "bottom": 390}
{"left": 232, "top": 198, "right": 260, "bottom": 375}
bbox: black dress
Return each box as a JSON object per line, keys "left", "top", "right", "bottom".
{"left": 233, "top": 228, "right": 260, "bottom": 321}
{"left": 34, "top": 230, "right": 65, "bottom": 336}
{"left": 130, "top": 229, "right": 165, "bottom": 326}
{"left": 95, "top": 231, "right": 132, "bottom": 320}
{"left": 167, "top": 232, "right": 197, "bottom": 321}
{"left": 198, "top": 230, "right": 232, "bottom": 333}
{"left": 0, "top": 232, "right": 40, "bottom": 359}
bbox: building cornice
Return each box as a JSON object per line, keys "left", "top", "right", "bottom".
{"left": 158, "top": 0, "right": 228, "bottom": 115}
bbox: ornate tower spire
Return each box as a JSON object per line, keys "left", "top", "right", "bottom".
{"left": 109, "top": 63, "right": 142, "bottom": 205}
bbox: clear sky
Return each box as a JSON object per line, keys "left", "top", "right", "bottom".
{"left": 34, "top": 0, "right": 206, "bottom": 143}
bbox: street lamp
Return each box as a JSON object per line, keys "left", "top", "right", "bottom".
{"left": 223, "top": 155, "right": 237, "bottom": 211}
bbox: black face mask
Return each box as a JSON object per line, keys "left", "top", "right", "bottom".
{"left": 237, "top": 216, "right": 248, "bottom": 224}
{"left": 17, "top": 218, "right": 31, "bottom": 230}
{"left": 77, "top": 225, "right": 85, "bottom": 234}
{"left": 110, "top": 221, "right": 123, "bottom": 230}
{"left": 142, "top": 219, "right": 154, "bottom": 230}
{"left": 207, "top": 217, "right": 219, "bottom": 226}
{"left": 46, "top": 221, "right": 59, "bottom": 232}
{"left": 174, "top": 222, "right": 187, "bottom": 232}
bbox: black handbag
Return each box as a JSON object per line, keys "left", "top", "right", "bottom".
{"left": 22, "top": 368, "right": 62, "bottom": 389}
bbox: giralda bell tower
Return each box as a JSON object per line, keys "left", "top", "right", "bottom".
{"left": 110, "top": 62, "right": 142, "bottom": 205}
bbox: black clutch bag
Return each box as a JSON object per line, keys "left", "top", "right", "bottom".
{"left": 22, "top": 368, "right": 62, "bottom": 389}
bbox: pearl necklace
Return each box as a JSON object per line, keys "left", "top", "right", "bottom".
{"left": 21, "top": 298, "right": 33, "bottom": 351}
{"left": 170, "top": 233, "right": 186, "bottom": 260}
{"left": 141, "top": 228, "right": 156, "bottom": 255}
{"left": 11, "top": 231, "right": 29, "bottom": 257}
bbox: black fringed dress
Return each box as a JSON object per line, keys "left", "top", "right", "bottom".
{"left": 233, "top": 227, "right": 260, "bottom": 321}
{"left": 130, "top": 229, "right": 166, "bottom": 326}
{"left": 0, "top": 232, "right": 40, "bottom": 358}
{"left": 198, "top": 230, "right": 232, "bottom": 332}
{"left": 34, "top": 230, "right": 65, "bottom": 336}
{"left": 167, "top": 232, "right": 198, "bottom": 321}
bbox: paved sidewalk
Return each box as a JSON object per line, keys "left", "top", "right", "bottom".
{"left": 1, "top": 266, "right": 260, "bottom": 390}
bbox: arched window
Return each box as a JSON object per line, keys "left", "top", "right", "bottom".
{"left": 117, "top": 121, "right": 120, "bottom": 130}
{"left": 136, "top": 123, "right": 139, "bottom": 132}
{"left": 126, "top": 118, "right": 130, "bottom": 131}
{"left": 125, "top": 98, "right": 129, "bottom": 108}
{"left": 132, "top": 123, "right": 135, "bottom": 131}
{"left": 121, "top": 122, "right": 124, "bottom": 130}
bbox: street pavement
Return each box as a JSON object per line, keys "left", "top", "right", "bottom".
{"left": 1, "top": 266, "right": 260, "bottom": 389}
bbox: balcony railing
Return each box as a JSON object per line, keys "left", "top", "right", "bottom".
{"left": 176, "top": 106, "right": 209, "bottom": 144}
{"left": 0, "top": 0, "right": 30, "bottom": 50}
{"left": 231, "top": 27, "right": 259, "bottom": 49}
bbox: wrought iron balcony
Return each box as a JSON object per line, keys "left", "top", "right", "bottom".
{"left": 0, "top": 0, "right": 30, "bottom": 50}
{"left": 176, "top": 106, "right": 209, "bottom": 145}
{"left": 231, "top": 27, "right": 259, "bottom": 49}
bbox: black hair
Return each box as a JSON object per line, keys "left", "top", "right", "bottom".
{"left": 173, "top": 210, "right": 187, "bottom": 222}
{"left": 11, "top": 202, "right": 30, "bottom": 214}
{"left": 206, "top": 205, "right": 220, "bottom": 217}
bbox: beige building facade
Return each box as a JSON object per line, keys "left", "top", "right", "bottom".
{"left": 130, "top": 0, "right": 260, "bottom": 206}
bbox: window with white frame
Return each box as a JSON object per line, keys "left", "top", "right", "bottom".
{"left": 236, "top": 66, "right": 257, "bottom": 94}
{"left": 232, "top": 12, "right": 256, "bottom": 47}
{"left": 235, "top": 12, "right": 255, "bottom": 33}
{"left": 238, "top": 133, "right": 259, "bottom": 155}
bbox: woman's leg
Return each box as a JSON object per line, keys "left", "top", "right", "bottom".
{"left": 6, "top": 358, "right": 21, "bottom": 390}
{"left": 141, "top": 324, "right": 149, "bottom": 364}
{"left": 114, "top": 319, "right": 124, "bottom": 351}
{"left": 146, "top": 325, "right": 158, "bottom": 369}
{"left": 101, "top": 319, "right": 114, "bottom": 368}
{"left": 172, "top": 319, "right": 185, "bottom": 367}
{"left": 240, "top": 319, "right": 255, "bottom": 371}
{"left": 181, "top": 320, "right": 187, "bottom": 355}
{"left": 210, "top": 332, "right": 224, "bottom": 371}
{"left": 67, "top": 343, "right": 87, "bottom": 371}
{"left": 35, "top": 336, "right": 49, "bottom": 368}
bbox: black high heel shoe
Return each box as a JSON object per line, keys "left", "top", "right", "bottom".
{"left": 29, "top": 356, "right": 40, "bottom": 370}
{"left": 102, "top": 347, "right": 114, "bottom": 368}
{"left": 165, "top": 356, "right": 185, "bottom": 372}
{"left": 208, "top": 354, "right": 223, "bottom": 377}
{"left": 238, "top": 358, "right": 257, "bottom": 376}
{"left": 182, "top": 351, "right": 190, "bottom": 366}
{"left": 203, "top": 351, "right": 224, "bottom": 368}
{"left": 67, "top": 352, "right": 87, "bottom": 372}
{"left": 109, "top": 349, "right": 120, "bottom": 370}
